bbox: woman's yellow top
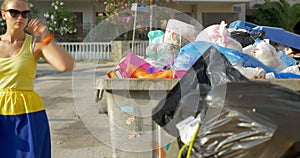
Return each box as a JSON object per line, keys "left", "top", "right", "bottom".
{"left": 0, "top": 34, "right": 44, "bottom": 115}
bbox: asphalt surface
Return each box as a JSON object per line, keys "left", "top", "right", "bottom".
{"left": 35, "top": 62, "right": 116, "bottom": 158}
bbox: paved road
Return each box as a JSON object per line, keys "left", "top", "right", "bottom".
{"left": 34, "top": 62, "right": 116, "bottom": 158}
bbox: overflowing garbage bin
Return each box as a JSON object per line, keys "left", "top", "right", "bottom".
{"left": 96, "top": 45, "right": 300, "bottom": 158}
{"left": 94, "top": 16, "right": 300, "bottom": 158}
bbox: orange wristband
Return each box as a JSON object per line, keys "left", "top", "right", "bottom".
{"left": 42, "top": 33, "right": 54, "bottom": 45}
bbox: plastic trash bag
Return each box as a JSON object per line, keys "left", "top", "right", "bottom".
{"left": 172, "top": 41, "right": 275, "bottom": 73}
{"left": 229, "top": 20, "right": 257, "bottom": 31}
{"left": 146, "top": 53, "right": 175, "bottom": 69}
{"left": 242, "top": 39, "right": 288, "bottom": 72}
{"left": 278, "top": 51, "right": 297, "bottom": 66}
{"left": 171, "top": 42, "right": 211, "bottom": 70}
{"left": 198, "top": 41, "right": 300, "bottom": 78}
{"left": 145, "top": 29, "right": 179, "bottom": 68}
{"left": 153, "top": 46, "right": 248, "bottom": 136}
{"left": 196, "top": 21, "right": 243, "bottom": 51}
{"left": 152, "top": 46, "right": 300, "bottom": 158}
{"left": 147, "top": 30, "right": 164, "bottom": 44}
{"left": 230, "top": 30, "right": 265, "bottom": 47}
{"left": 232, "top": 61, "right": 266, "bottom": 79}
{"left": 164, "top": 19, "right": 200, "bottom": 47}
{"left": 146, "top": 42, "right": 179, "bottom": 59}
{"left": 229, "top": 20, "right": 300, "bottom": 51}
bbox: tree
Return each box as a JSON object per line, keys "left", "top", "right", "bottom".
{"left": 95, "top": 0, "right": 175, "bottom": 40}
{"left": 251, "top": 0, "right": 300, "bottom": 33}
{"left": 96, "top": 0, "right": 173, "bottom": 20}
{"left": 44, "top": 0, "right": 77, "bottom": 41}
{"left": 0, "top": 0, "right": 39, "bottom": 34}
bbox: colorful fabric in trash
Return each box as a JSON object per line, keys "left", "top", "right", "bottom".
{"left": 110, "top": 53, "right": 187, "bottom": 79}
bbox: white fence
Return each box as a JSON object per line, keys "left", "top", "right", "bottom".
{"left": 58, "top": 42, "right": 112, "bottom": 61}
{"left": 58, "top": 41, "right": 149, "bottom": 61}
{"left": 129, "top": 41, "right": 149, "bottom": 57}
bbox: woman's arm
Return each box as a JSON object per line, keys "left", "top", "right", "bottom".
{"left": 38, "top": 39, "right": 74, "bottom": 72}
{"left": 27, "top": 19, "right": 74, "bottom": 72}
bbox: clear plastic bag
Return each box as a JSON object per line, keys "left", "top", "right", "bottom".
{"left": 242, "top": 39, "right": 288, "bottom": 72}
{"left": 164, "top": 19, "right": 200, "bottom": 47}
{"left": 145, "top": 42, "right": 179, "bottom": 59}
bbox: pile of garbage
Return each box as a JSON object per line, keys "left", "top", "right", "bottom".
{"left": 103, "top": 19, "right": 300, "bottom": 158}
{"left": 145, "top": 20, "right": 300, "bottom": 158}
{"left": 107, "top": 19, "right": 300, "bottom": 79}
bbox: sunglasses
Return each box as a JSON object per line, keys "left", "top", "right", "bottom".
{"left": 5, "top": 9, "right": 31, "bottom": 18}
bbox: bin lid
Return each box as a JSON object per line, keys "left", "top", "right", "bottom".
{"left": 96, "top": 78, "right": 179, "bottom": 90}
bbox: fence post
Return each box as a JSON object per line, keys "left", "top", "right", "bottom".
{"left": 111, "top": 41, "right": 123, "bottom": 62}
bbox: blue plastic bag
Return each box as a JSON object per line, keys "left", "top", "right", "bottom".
{"left": 173, "top": 41, "right": 300, "bottom": 78}
{"left": 278, "top": 51, "right": 297, "bottom": 66}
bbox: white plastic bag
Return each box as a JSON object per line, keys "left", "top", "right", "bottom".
{"left": 232, "top": 61, "right": 266, "bottom": 79}
{"left": 242, "top": 39, "right": 288, "bottom": 72}
{"left": 163, "top": 19, "right": 200, "bottom": 47}
{"left": 196, "top": 21, "right": 243, "bottom": 51}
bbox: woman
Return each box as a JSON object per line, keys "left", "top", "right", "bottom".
{"left": 0, "top": 0, "right": 74, "bottom": 157}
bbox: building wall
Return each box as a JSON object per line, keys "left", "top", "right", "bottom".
{"left": 174, "top": 3, "right": 193, "bottom": 13}
{"left": 64, "top": 2, "right": 95, "bottom": 26}
{"left": 196, "top": 3, "right": 238, "bottom": 23}
{"left": 172, "top": 3, "right": 246, "bottom": 27}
